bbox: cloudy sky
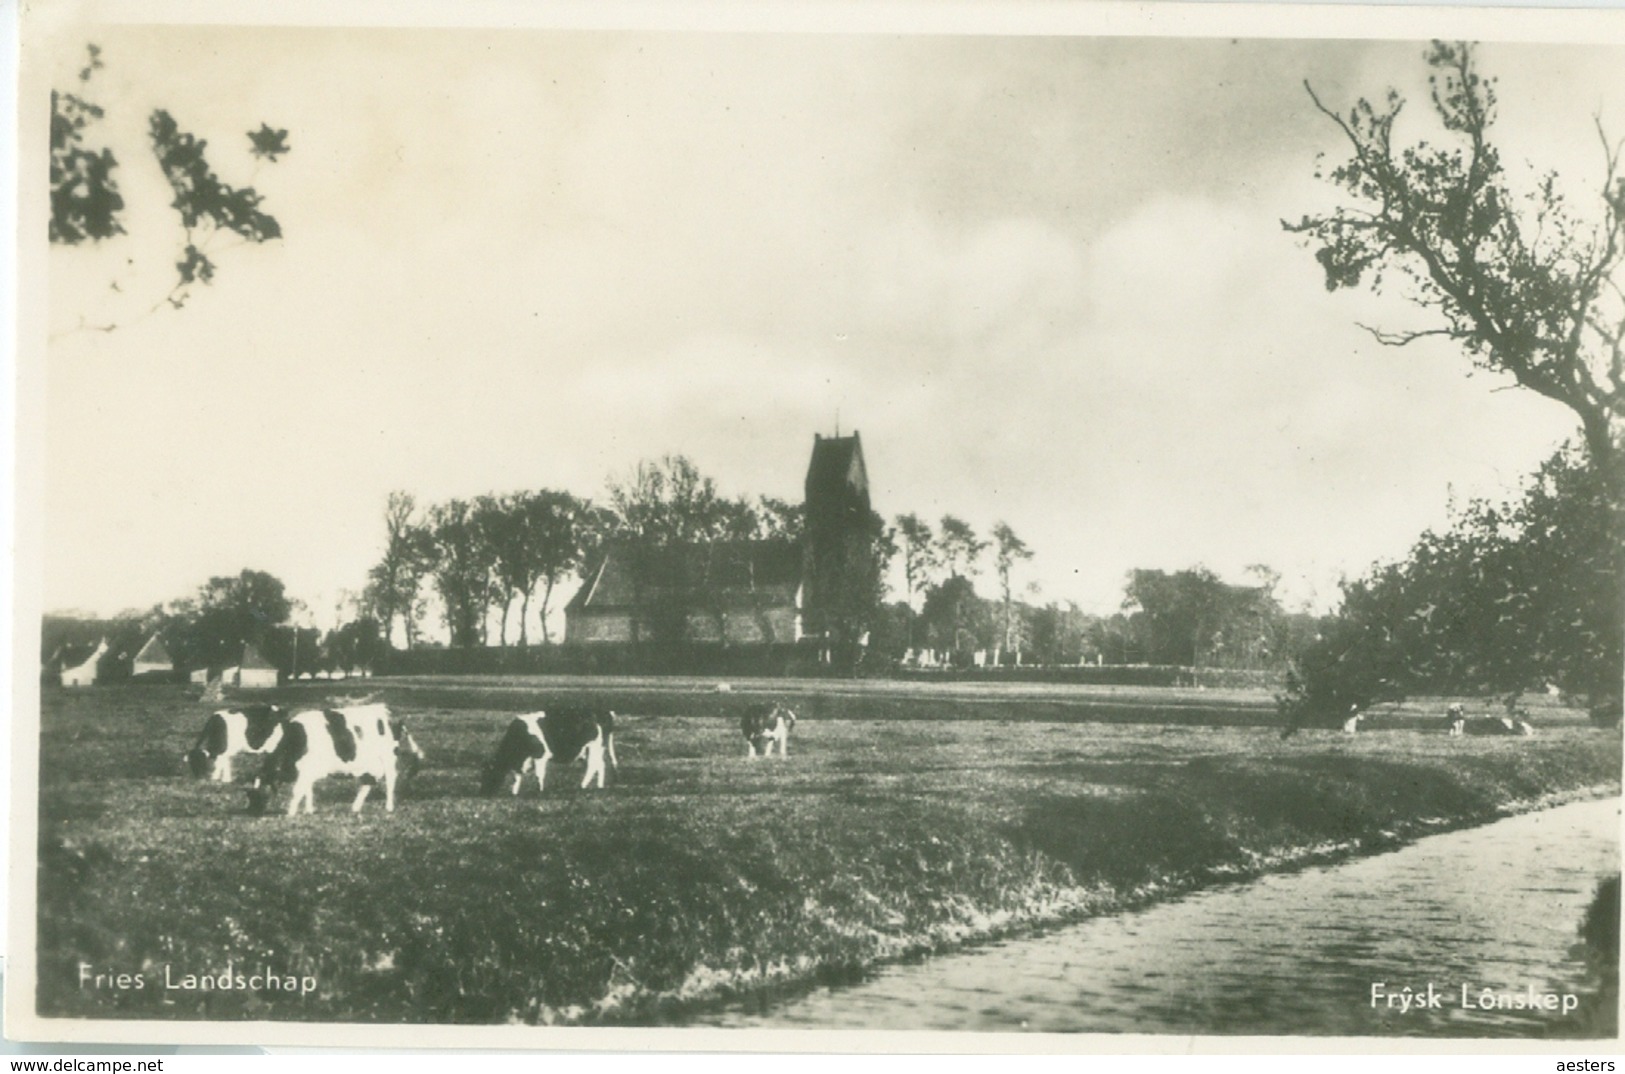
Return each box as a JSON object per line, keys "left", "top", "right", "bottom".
{"left": 32, "top": 10, "right": 1625, "bottom": 634}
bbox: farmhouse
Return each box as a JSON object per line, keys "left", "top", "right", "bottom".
{"left": 235, "top": 643, "right": 280, "bottom": 689}
{"left": 565, "top": 432, "right": 874, "bottom": 649}
{"left": 132, "top": 634, "right": 174, "bottom": 679}
{"left": 59, "top": 639, "right": 108, "bottom": 687}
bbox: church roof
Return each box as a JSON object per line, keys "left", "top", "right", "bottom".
{"left": 568, "top": 539, "right": 801, "bottom": 613}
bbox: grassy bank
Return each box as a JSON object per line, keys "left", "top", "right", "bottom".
{"left": 36, "top": 683, "right": 1621, "bottom": 1026}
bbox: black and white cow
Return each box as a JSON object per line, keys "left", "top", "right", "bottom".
{"left": 741, "top": 703, "right": 796, "bottom": 759}
{"left": 185, "top": 704, "right": 286, "bottom": 782}
{"left": 250, "top": 703, "right": 424, "bottom": 816}
{"left": 1468, "top": 714, "right": 1535, "bottom": 737}
{"left": 479, "top": 709, "right": 618, "bottom": 795}
{"left": 1336, "top": 700, "right": 1367, "bottom": 734}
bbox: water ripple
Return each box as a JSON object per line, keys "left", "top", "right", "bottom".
{"left": 709, "top": 798, "right": 1620, "bottom": 1037}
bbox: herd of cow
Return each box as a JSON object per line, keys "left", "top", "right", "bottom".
{"left": 184, "top": 700, "right": 800, "bottom": 817}
{"left": 1338, "top": 701, "right": 1536, "bottom": 736}
{"left": 182, "top": 692, "right": 1538, "bottom": 815}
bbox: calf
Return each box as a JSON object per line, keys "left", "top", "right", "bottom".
{"left": 251, "top": 703, "right": 424, "bottom": 816}
{"left": 479, "top": 709, "right": 617, "bottom": 796}
{"left": 741, "top": 703, "right": 797, "bottom": 758}
{"left": 185, "top": 705, "right": 286, "bottom": 782}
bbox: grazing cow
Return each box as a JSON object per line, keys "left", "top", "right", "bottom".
{"left": 741, "top": 703, "right": 797, "bottom": 758}
{"left": 185, "top": 704, "right": 286, "bottom": 782}
{"left": 251, "top": 703, "right": 424, "bottom": 816}
{"left": 1490, "top": 715, "right": 1535, "bottom": 737}
{"left": 479, "top": 709, "right": 617, "bottom": 796}
{"left": 1457, "top": 713, "right": 1535, "bottom": 736}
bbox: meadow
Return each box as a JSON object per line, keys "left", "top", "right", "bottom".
{"left": 34, "top": 680, "right": 1621, "bottom": 1026}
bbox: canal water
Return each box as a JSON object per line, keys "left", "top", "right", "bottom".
{"left": 711, "top": 797, "right": 1620, "bottom": 1036}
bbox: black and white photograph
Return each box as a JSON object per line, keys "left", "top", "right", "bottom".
{"left": 11, "top": 0, "right": 1624, "bottom": 1048}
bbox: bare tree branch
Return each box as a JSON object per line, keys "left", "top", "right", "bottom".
{"left": 1288, "top": 41, "right": 1625, "bottom": 480}
{"left": 1356, "top": 323, "right": 1458, "bottom": 347}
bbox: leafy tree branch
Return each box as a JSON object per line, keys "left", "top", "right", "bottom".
{"left": 48, "top": 44, "right": 291, "bottom": 333}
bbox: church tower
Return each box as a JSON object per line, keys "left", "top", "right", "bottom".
{"left": 802, "top": 432, "right": 876, "bottom": 659}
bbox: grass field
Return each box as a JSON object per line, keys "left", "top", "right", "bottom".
{"left": 34, "top": 679, "right": 1622, "bottom": 1026}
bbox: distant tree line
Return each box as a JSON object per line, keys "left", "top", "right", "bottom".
{"left": 873, "top": 517, "right": 1312, "bottom": 671}
{"left": 41, "top": 568, "right": 371, "bottom": 684}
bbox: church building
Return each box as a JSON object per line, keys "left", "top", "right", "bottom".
{"left": 564, "top": 432, "right": 873, "bottom": 649}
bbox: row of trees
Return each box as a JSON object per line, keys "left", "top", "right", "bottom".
{"left": 892, "top": 513, "right": 1033, "bottom": 658}
{"left": 362, "top": 457, "right": 812, "bottom": 650}
{"left": 364, "top": 489, "right": 601, "bottom": 650}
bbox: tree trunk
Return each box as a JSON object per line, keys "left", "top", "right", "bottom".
{"left": 1575, "top": 400, "right": 1617, "bottom": 466}
{"left": 519, "top": 590, "right": 531, "bottom": 648}
{"left": 1581, "top": 413, "right": 1625, "bottom": 514}
{"left": 1577, "top": 422, "right": 1625, "bottom": 616}
{"left": 539, "top": 579, "right": 555, "bottom": 645}
{"left": 1002, "top": 587, "right": 1012, "bottom": 656}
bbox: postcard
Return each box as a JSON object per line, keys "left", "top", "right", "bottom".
{"left": 11, "top": 0, "right": 1623, "bottom": 1051}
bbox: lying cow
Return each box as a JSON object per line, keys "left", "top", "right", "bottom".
{"left": 742, "top": 703, "right": 797, "bottom": 758}
{"left": 185, "top": 704, "right": 286, "bottom": 782}
{"left": 250, "top": 703, "right": 424, "bottom": 816}
{"left": 479, "top": 709, "right": 617, "bottom": 796}
{"left": 1468, "top": 714, "right": 1535, "bottom": 737}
